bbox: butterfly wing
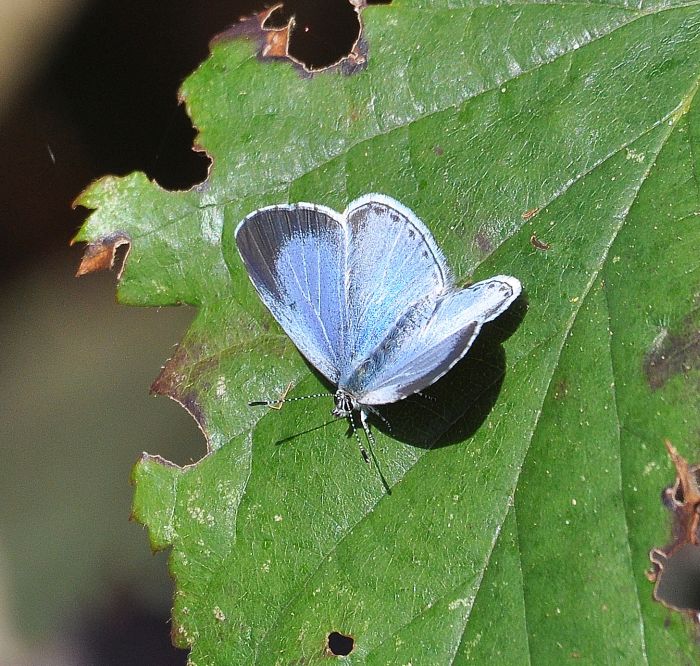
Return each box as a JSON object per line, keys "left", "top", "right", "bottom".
{"left": 345, "top": 276, "right": 521, "bottom": 405}
{"left": 342, "top": 194, "right": 450, "bottom": 374}
{"left": 235, "top": 204, "right": 349, "bottom": 384}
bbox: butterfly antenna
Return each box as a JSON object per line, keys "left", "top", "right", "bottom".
{"left": 248, "top": 382, "right": 333, "bottom": 410}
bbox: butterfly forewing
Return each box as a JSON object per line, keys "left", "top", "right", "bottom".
{"left": 343, "top": 195, "right": 449, "bottom": 372}
{"left": 235, "top": 204, "right": 349, "bottom": 384}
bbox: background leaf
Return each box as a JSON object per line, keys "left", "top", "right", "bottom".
{"left": 77, "top": 0, "right": 700, "bottom": 662}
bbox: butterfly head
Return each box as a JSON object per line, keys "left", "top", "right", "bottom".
{"left": 332, "top": 389, "right": 357, "bottom": 419}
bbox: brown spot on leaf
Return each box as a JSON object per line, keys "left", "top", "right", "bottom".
{"left": 644, "top": 314, "right": 700, "bottom": 390}
{"left": 210, "top": 13, "right": 268, "bottom": 55}
{"left": 553, "top": 378, "right": 569, "bottom": 401}
{"left": 151, "top": 342, "right": 211, "bottom": 450}
{"left": 474, "top": 230, "right": 493, "bottom": 255}
{"left": 648, "top": 441, "right": 700, "bottom": 622}
{"left": 522, "top": 206, "right": 540, "bottom": 221}
{"left": 433, "top": 145, "right": 444, "bottom": 156}
{"left": 260, "top": 7, "right": 291, "bottom": 58}
{"left": 530, "top": 234, "right": 551, "bottom": 251}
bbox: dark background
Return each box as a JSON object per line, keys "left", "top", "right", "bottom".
{"left": 0, "top": 1, "right": 370, "bottom": 663}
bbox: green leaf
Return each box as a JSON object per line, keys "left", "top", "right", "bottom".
{"left": 77, "top": 1, "right": 700, "bottom": 662}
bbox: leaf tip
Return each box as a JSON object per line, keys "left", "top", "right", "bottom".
{"left": 131, "top": 453, "right": 183, "bottom": 552}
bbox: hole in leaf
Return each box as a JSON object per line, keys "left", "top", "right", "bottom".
{"left": 652, "top": 545, "right": 700, "bottom": 615}
{"left": 261, "top": 0, "right": 391, "bottom": 72}
{"left": 149, "top": 103, "right": 212, "bottom": 191}
{"left": 263, "top": 0, "right": 360, "bottom": 71}
{"left": 327, "top": 631, "right": 354, "bottom": 656}
{"left": 49, "top": 1, "right": 243, "bottom": 192}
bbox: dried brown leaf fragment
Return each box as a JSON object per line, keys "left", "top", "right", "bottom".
{"left": 74, "top": 232, "right": 131, "bottom": 279}
{"left": 647, "top": 440, "right": 700, "bottom": 622}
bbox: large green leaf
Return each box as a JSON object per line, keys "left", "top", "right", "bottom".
{"left": 76, "top": 0, "right": 700, "bottom": 662}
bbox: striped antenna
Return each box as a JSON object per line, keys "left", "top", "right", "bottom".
{"left": 248, "top": 382, "right": 332, "bottom": 410}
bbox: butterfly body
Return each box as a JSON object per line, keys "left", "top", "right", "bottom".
{"left": 235, "top": 194, "right": 521, "bottom": 440}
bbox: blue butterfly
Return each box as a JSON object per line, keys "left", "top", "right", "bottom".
{"left": 236, "top": 194, "right": 521, "bottom": 460}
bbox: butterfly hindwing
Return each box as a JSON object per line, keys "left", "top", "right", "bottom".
{"left": 347, "top": 276, "right": 521, "bottom": 405}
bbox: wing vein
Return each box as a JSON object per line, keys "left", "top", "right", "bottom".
{"left": 281, "top": 218, "right": 336, "bottom": 365}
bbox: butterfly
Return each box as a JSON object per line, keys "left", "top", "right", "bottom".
{"left": 235, "top": 194, "right": 521, "bottom": 462}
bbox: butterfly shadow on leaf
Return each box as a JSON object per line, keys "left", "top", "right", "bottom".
{"left": 371, "top": 292, "right": 528, "bottom": 450}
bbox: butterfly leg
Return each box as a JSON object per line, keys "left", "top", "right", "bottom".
{"left": 365, "top": 405, "right": 393, "bottom": 434}
{"left": 360, "top": 408, "right": 377, "bottom": 453}
{"left": 348, "top": 412, "right": 370, "bottom": 464}
{"left": 415, "top": 390, "right": 437, "bottom": 403}
{"left": 359, "top": 409, "right": 392, "bottom": 494}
